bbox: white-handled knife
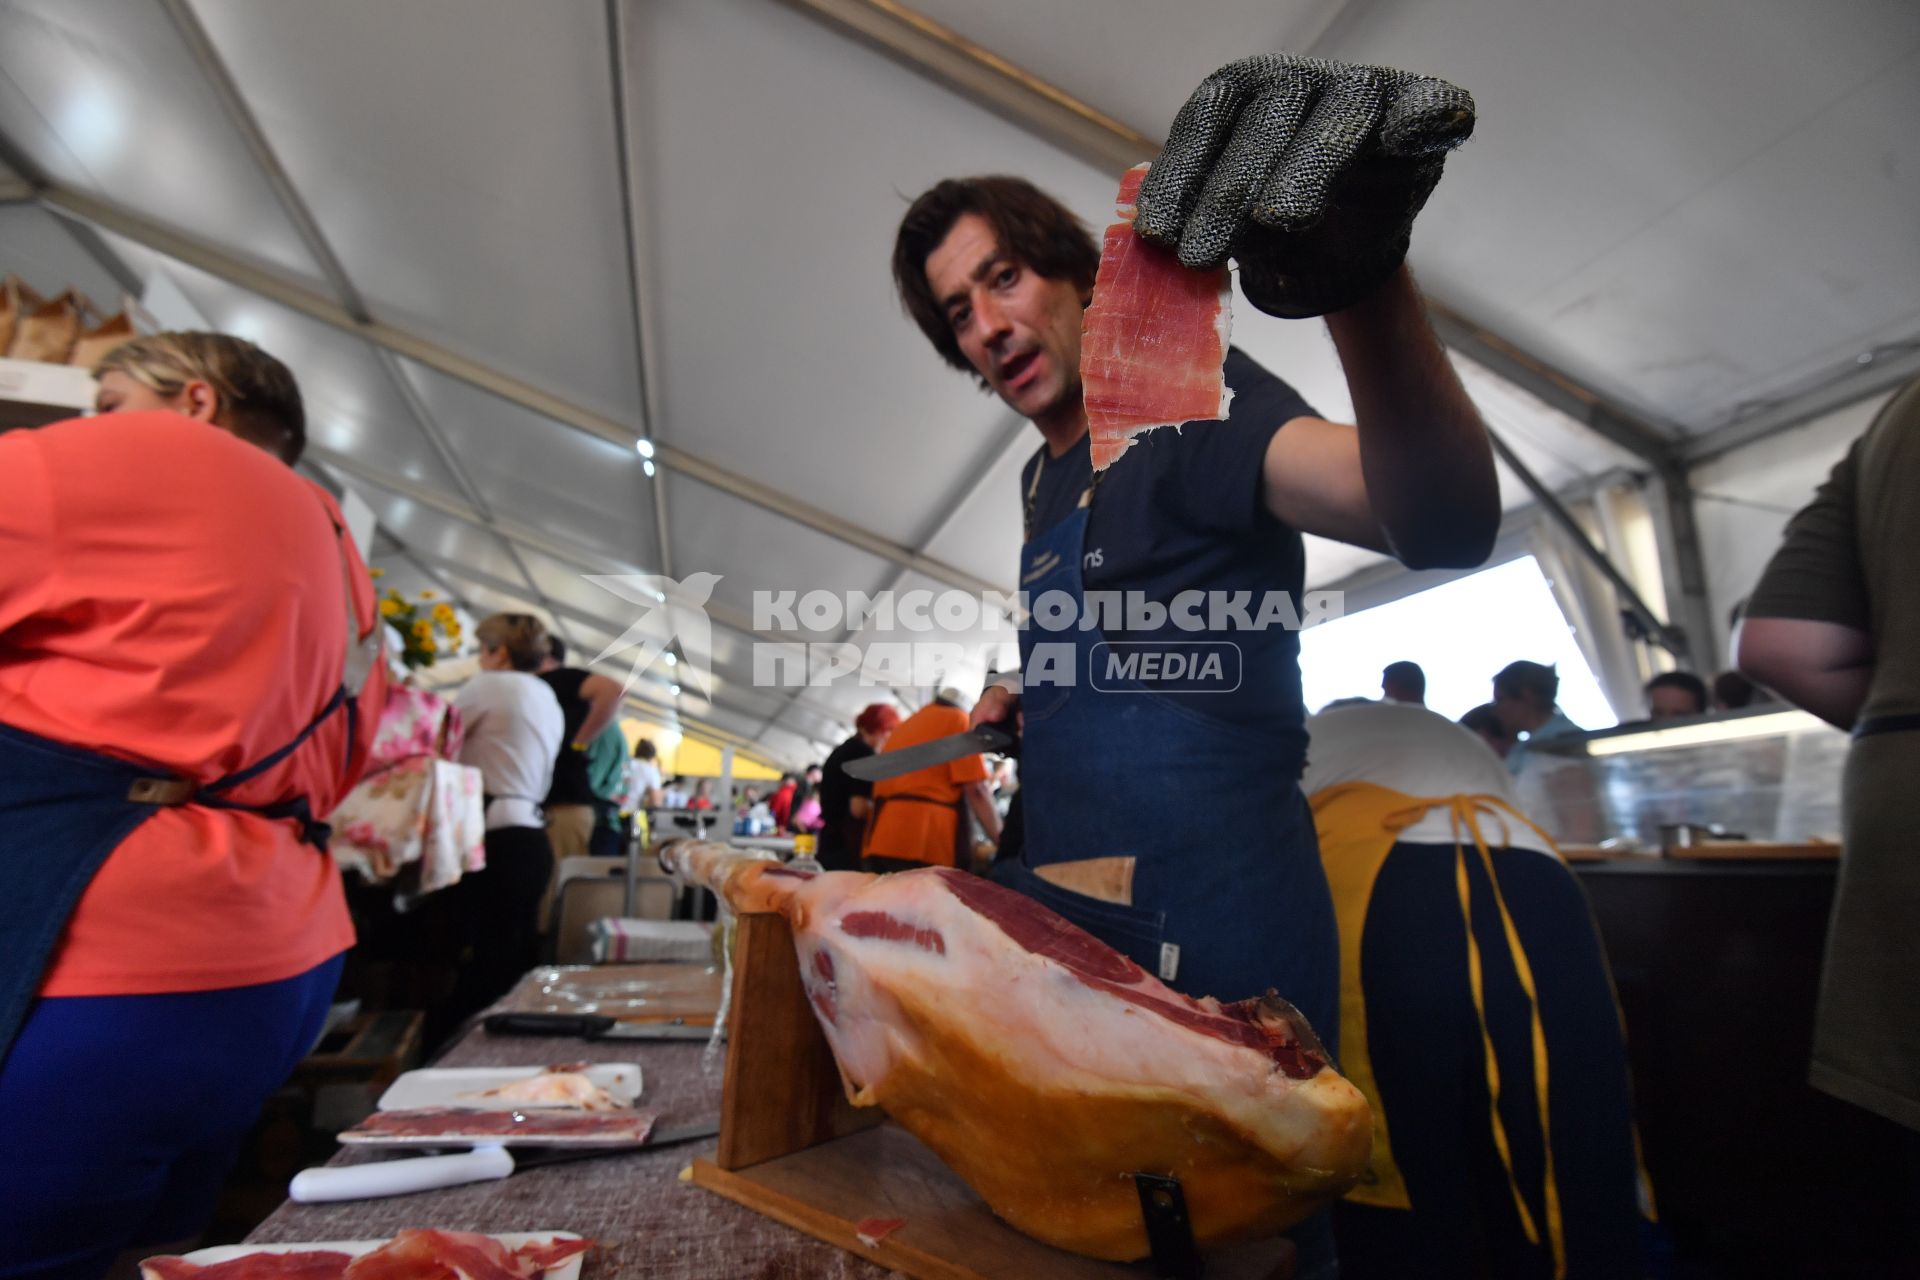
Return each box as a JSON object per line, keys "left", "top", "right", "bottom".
{"left": 290, "top": 1146, "right": 515, "bottom": 1202}
{"left": 288, "top": 1118, "right": 721, "bottom": 1202}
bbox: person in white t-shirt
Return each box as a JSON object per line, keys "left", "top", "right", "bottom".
{"left": 630, "top": 739, "right": 665, "bottom": 809}
{"left": 1302, "top": 701, "right": 1650, "bottom": 1278}
{"left": 449, "top": 613, "right": 564, "bottom": 1026}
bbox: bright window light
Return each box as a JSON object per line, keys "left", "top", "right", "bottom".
{"left": 1298, "top": 555, "right": 1618, "bottom": 728}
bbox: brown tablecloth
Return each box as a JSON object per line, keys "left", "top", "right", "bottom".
{"left": 248, "top": 965, "right": 896, "bottom": 1279}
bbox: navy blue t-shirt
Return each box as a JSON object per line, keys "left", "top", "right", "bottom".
{"left": 1020, "top": 347, "right": 1317, "bottom": 734}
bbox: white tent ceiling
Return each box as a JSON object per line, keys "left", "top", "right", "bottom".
{"left": 1, "top": 0, "right": 1915, "bottom": 764}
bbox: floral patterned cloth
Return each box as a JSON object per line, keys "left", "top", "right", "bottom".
{"left": 329, "top": 756, "right": 486, "bottom": 895}
{"left": 369, "top": 685, "right": 465, "bottom": 765}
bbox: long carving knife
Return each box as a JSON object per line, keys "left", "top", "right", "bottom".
{"left": 840, "top": 724, "right": 1015, "bottom": 782}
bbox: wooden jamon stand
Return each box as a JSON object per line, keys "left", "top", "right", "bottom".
{"left": 688, "top": 913, "right": 1296, "bottom": 1280}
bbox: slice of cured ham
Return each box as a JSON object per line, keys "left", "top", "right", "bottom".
{"left": 467, "top": 1069, "right": 624, "bottom": 1111}
{"left": 663, "top": 842, "right": 1369, "bottom": 1261}
{"left": 142, "top": 1234, "right": 592, "bottom": 1280}
{"left": 140, "top": 1254, "right": 352, "bottom": 1280}
{"left": 1080, "top": 163, "right": 1233, "bottom": 471}
{"left": 340, "top": 1106, "right": 655, "bottom": 1145}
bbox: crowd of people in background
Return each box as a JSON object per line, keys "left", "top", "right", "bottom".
{"left": 1341, "top": 655, "right": 1779, "bottom": 769}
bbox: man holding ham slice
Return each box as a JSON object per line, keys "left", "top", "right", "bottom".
{"left": 891, "top": 59, "right": 1501, "bottom": 1270}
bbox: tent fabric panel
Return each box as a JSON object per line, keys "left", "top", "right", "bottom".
{"left": 625, "top": 0, "right": 1117, "bottom": 547}
{"left": 188, "top": 0, "right": 647, "bottom": 427}
{"left": 389, "top": 356, "right": 660, "bottom": 568}
{"left": 0, "top": 203, "right": 132, "bottom": 310}
{"left": 353, "top": 490, "right": 537, "bottom": 594}
{"left": 0, "top": 0, "right": 325, "bottom": 287}
{"left": 1334, "top": 0, "right": 1920, "bottom": 431}
{"left": 661, "top": 469, "right": 897, "bottom": 640}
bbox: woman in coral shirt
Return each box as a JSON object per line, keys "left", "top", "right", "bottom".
{"left": 0, "top": 333, "right": 385, "bottom": 1278}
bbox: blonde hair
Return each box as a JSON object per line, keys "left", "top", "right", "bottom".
{"left": 475, "top": 613, "right": 551, "bottom": 672}
{"left": 95, "top": 331, "right": 306, "bottom": 463}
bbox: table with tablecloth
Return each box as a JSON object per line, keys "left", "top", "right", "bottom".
{"left": 247, "top": 964, "right": 898, "bottom": 1279}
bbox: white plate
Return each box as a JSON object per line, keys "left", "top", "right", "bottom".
{"left": 377, "top": 1065, "right": 641, "bottom": 1112}
{"left": 156, "top": 1232, "right": 586, "bottom": 1280}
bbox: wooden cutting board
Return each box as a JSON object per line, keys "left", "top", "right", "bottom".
{"left": 500, "top": 962, "right": 726, "bottom": 1024}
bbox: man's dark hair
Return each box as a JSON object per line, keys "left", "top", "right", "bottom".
{"left": 1712, "top": 670, "right": 1758, "bottom": 710}
{"left": 892, "top": 176, "right": 1100, "bottom": 383}
{"left": 1460, "top": 702, "right": 1508, "bottom": 740}
{"left": 547, "top": 635, "right": 569, "bottom": 665}
{"left": 636, "top": 738, "right": 657, "bottom": 760}
{"left": 1493, "top": 660, "right": 1559, "bottom": 707}
{"left": 1645, "top": 671, "right": 1709, "bottom": 714}
{"left": 1382, "top": 660, "right": 1426, "bottom": 699}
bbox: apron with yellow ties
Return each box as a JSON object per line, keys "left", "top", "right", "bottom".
{"left": 1312, "top": 782, "right": 1655, "bottom": 1280}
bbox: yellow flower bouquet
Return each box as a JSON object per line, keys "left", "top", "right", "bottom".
{"left": 377, "top": 585, "right": 466, "bottom": 670}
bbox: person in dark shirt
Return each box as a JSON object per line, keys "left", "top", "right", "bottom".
{"left": 892, "top": 162, "right": 1497, "bottom": 1003}
{"left": 536, "top": 635, "right": 625, "bottom": 859}
{"left": 1738, "top": 378, "right": 1920, "bottom": 1131}
{"left": 818, "top": 703, "right": 901, "bottom": 872}
{"left": 892, "top": 61, "right": 1499, "bottom": 1276}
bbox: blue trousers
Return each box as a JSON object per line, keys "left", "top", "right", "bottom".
{"left": 0, "top": 955, "right": 343, "bottom": 1280}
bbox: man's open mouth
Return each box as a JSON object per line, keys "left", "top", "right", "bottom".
{"left": 998, "top": 350, "right": 1039, "bottom": 385}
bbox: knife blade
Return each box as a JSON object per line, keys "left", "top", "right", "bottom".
{"left": 483, "top": 1012, "right": 713, "bottom": 1041}
{"left": 841, "top": 724, "right": 1016, "bottom": 782}
{"left": 514, "top": 1117, "right": 720, "bottom": 1167}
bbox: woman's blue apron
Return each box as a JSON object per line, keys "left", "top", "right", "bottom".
{"left": 1007, "top": 479, "right": 1338, "bottom": 1037}
{"left": 0, "top": 510, "right": 379, "bottom": 1069}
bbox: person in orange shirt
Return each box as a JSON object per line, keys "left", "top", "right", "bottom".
{"left": 0, "top": 333, "right": 384, "bottom": 1278}
{"left": 862, "top": 688, "right": 1003, "bottom": 872}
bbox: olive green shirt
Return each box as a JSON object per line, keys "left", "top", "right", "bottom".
{"left": 1747, "top": 378, "right": 1920, "bottom": 1131}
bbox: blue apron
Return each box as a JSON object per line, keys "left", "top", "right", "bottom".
{"left": 1008, "top": 479, "right": 1338, "bottom": 1035}
{"left": 0, "top": 511, "right": 378, "bottom": 1070}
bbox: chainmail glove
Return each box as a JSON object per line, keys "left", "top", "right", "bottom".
{"left": 1135, "top": 54, "right": 1474, "bottom": 319}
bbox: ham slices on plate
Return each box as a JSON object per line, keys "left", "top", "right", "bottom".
{"left": 377, "top": 1063, "right": 641, "bottom": 1114}
{"left": 1080, "top": 162, "right": 1234, "bottom": 471}
{"left": 142, "top": 1231, "right": 591, "bottom": 1280}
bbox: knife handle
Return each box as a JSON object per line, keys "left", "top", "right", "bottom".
{"left": 483, "top": 1012, "right": 615, "bottom": 1039}
{"left": 289, "top": 1146, "right": 515, "bottom": 1202}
